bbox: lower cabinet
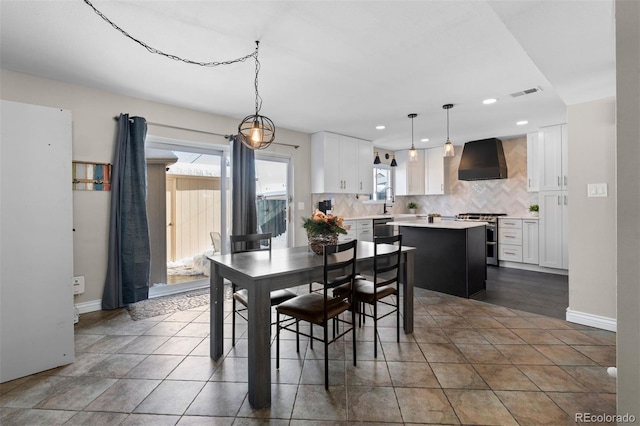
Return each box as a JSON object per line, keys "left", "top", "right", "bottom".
{"left": 340, "top": 219, "right": 373, "bottom": 242}
{"left": 522, "top": 219, "right": 539, "bottom": 264}
{"left": 539, "top": 191, "right": 568, "bottom": 269}
{"left": 498, "top": 217, "right": 540, "bottom": 265}
{"left": 498, "top": 218, "right": 523, "bottom": 262}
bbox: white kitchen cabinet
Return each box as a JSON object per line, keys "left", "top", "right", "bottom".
{"left": 311, "top": 132, "right": 371, "bottom": 194}
{"left": 339, "top": 219, "right": 373, "bottom": 242}
{"left": 356, "top": 220, "right": 373, "bottom": 242}
{"left": 425, "top": 146, "right": 446, "bottom": 195}
{"left": 357, "top": 139, "right": 373, "bottom": 194}
{"left": 498, "top": 218, "right": 523, "bottom": 262}
{"left": 539, "top": 191, "right": 569, "bottom": 269}
{"left": 538, "top": 124, "right": 568, "bottom": 191}
{"left": 340, "top": 219, "right": 357, "bottom": 242}
{"left": 394, "top": 149, "right": 425, "bottom": 196}
{"left": 522, "top": 219, "right": 539, "bottom": 264}
{"left": 526, "top": 131, "right": 540, "bottom": 192}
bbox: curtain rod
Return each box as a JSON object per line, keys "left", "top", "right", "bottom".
{"left": 112, "top": 116, "right": 299, "bottom": 149}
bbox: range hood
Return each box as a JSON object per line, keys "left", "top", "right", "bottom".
{"left": 458, "top": 138, "right": 508, "bottom": 181}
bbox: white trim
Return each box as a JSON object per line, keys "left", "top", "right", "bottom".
{"left": 75, "top": 299, "right": 103, "bottom": 314}
{"left": 499, "top": 261, "right": 568, "bottom": 276}
{"left": 566, "top": 308, "right": 617, "bottom": 332}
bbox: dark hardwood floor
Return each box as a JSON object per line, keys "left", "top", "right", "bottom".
{"left": 473, "top": 266, "right": 569, "bottom": 319}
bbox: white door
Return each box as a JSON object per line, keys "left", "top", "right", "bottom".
{"left": 1, "top": 100, "right": 74, "bottom": 382}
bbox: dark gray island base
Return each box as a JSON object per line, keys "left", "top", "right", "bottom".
{"left": 393, "top": 221, "right": 487, "bottom": 298}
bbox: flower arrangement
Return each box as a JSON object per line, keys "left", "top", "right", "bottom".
{"left": 302, "top": 209, "right": 348, "bottom": 236}
{"left": 407, "top": 202, "right": 418, "bottom": 210}
{"left": 529, "top": 204, "right": 539, "bottom": 212}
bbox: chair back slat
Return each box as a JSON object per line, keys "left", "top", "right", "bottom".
{"left": 374, "top": 234, "right": 402, "bottom": 289}
{"left": 323, "top": 240, "right": 357, "bottom": 290}
{"left": 230, "top": 233, "right": 272, "bottom": 254}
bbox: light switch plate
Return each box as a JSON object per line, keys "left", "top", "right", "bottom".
{"left": 587, "top": 183, "right": 608, "bottom": 198}
{"left": 298, "top": 202, "right": 305, "bottom": 210}
{"left": 73, "top": 276, "right": 85, "bottom": 295}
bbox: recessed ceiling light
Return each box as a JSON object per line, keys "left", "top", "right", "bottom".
{"left": 516, "top": 120, "right": 528, "bottom": 126}
{"left": 375, "top": 125, "right": 385, "bottom": 130}
{"left": 421, "top": 138, "right": 429, "bottom": 142}
{"left": 483, "top": 98, "right": 498, "bottom": 105}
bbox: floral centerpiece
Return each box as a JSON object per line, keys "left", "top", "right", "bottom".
{"left": 302, "top": 209, "right": 348, "bottom": 254}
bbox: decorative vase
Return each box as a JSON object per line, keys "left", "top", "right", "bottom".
{"left": 308, "top": 233, "right": 338, "bottom": 255}
{"left": 409, "top": 209, "right": 416, "bottom": 214}
{"left": 529, "top": 211, "right": 539, "bottom": 217}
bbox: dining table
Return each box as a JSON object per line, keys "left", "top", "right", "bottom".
{"left": 209, "top": 240, "right": 415, "bottom": 409}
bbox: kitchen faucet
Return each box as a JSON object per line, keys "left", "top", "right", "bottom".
{"left": 382, "top": 187, "right": 395, "bottom": 214}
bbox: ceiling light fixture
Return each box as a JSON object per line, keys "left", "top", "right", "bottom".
{"left": 373, "top": 151, "right": 381, "bottom": 164}
{"left": 517, "top": 120, "right": 528, "bottom": 126}
{"left": 390, "top": 155, "right": 398, "bottom": 167}
{"left": 483, "top": 98, "right": 498, "bottom": 105}
{"left": 421, "top": 138, "right": 429, "bottom": 142}
{"left": 408, "top": 113, "right": 418, "bottom": 162}
{"left": 443, "top": 104, "right": 455, "bottom": 158}
{"left": 238, "top": 41, "right": 275, "bottom": 150}
{"left": 376, "top": 125, "right": 386, "bottom": 130}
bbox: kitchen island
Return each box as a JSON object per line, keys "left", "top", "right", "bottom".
{"left": 387, "top": 219, "right": 487, "bottom": 298}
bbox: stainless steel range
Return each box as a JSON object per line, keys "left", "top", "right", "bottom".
{"left": 456, "top": 213, "right": 507, "bottom": 266}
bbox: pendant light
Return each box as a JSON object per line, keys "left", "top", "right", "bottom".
{"left": 443, "top": 104, "right": 455, "bottom": 157}
{"left": 373, "top": 151, "right": 381, "bottom": 164}
{"left": 238, "top": 41, "right": 276, "bottom": 150}
{"left": 390, "top": 155, "right": 398, "bottom": 167}
{"left": 408, "top": 113, "right": 418, "bottom": 162}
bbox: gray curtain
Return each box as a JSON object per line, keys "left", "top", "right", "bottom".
{"left": 102, "top": 114, "right": 151, "bottom": 309}
{"left": 231, "top": 135, "right": 258, "bottom": 243}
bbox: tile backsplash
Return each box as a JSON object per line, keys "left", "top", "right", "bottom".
{"left": 312, "top": 136, "right": 537, "bottom": 218}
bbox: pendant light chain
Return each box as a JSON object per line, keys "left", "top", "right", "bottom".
{"left": 83, "top": 0, "right": 257, "bottom": 67}
{"left": 253, "top": 42, "right": 263, "bottom": 114}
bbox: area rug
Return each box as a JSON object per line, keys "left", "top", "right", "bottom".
{"left": 126, "top": 288, "right": 211, "bottom": 320}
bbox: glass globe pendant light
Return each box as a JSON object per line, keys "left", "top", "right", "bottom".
{"left": 443, "top": 104, "right": 455, "bottom": 157}
{"left": 408, "top": 113, "right": 418, "bottom": 162}
{"left": 238, "top": 41, "right": 276, "bottom": 150}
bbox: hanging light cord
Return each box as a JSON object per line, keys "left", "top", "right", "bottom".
{"left": 253, "top": 42, "right": 263, "bottom": 115}
{"left": 446, "top": 108, "right": 450, "bottom": 140}
{"left": 83, "top": 0, "right": 257, "bottom": 67}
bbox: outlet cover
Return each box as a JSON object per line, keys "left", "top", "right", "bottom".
{"left": 73, "top": 276, "right": 85, "bottom": 295}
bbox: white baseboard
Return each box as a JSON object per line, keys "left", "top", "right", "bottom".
{"left": 75, "top": 299, "right": 102, "bottom": 314}
{"left": 566, "top": 308, "right": 617, "bottom": 332}
{"left": 499, "top": 261, "right": 568, "bottom": 275}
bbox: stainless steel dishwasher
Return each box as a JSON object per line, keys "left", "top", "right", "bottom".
{"left": 373, "top": 217, "right": 395, "bottom": 238}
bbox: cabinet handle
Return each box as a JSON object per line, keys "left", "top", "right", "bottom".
{"left": 360, "top": 182, "right": 362, "bottom": 190}
{"left": 505, "top": 251, "right": 516, "bottom": 255}
{"left": 505, "top": 235, "right": 516, "bottom": 238}
{"left": 564, "top": 195, "right": 568, "bottom": 205}
{"left": 528, "top": 178, "right": 531, "bottom": 187}
{"left": 564, "top": 176, "right": 568, "bottom": 186}
{"left": 557, "top": 176, "right": 561, "bottom": 186}
{"left": 558, "top": 195, "right": 561, "bottom": 205}
{"left": 441, "top": 184, "right": 443, "bottom": 191}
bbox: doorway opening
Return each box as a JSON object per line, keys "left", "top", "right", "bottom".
{"left": 255, "top": 156, "right": 291, "bottom": 249}
{"left": 146, "top": 139, "right": 229, "bottom": 297}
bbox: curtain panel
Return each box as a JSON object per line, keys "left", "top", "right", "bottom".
{"left": 102, "top": 114, "right": 151, "bottom": 309}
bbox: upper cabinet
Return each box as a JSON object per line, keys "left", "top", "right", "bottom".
{"left": 394, "top": 149, "right": 425, "bottom": 196}
{"left": 538, "top": 124, "right": 568, "bottom": 191}
{"left": 425, "top": 146, "right": 446, "bottom": 195}
{"left": 526, "top": 131, "right": 540, "bottom": 192}
{"left": 311, "top": 132, "right": 372, "bottom": 194}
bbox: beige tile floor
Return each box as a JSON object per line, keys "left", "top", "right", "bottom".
{"left": 0, "top": 286, "right": 616, "bottom": 425}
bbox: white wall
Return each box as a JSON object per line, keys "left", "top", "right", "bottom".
{"left": 616, "top": 0, "right": 640, "bottom": 418}
{"left": 566, "top": 98, "right": 616, "bottom": 321}
{"left": 0, "top": 69, "right": 312, "bottom": 307}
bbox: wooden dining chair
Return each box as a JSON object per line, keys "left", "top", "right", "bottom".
{"left": 229, "top": 233, "right": 297, "bottom": 346}
{"left": 353, "top": 234, "right": 402, "bottom": 358}
{"left": 275, "top": 239, "right": 358, "bottom": 389}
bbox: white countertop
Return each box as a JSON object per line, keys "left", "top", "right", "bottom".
{"left": 500, "top": 215, "right": 539, "bottom": 220}
{"left": 342, "top": 214, "right": 417, "bottom": 221}
{"left": 388, "top": 219, "right": 488, "bottom": 229}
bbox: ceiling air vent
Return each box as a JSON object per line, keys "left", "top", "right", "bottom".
{"left": 510, "top": 87, "right": 542, "bottom": 98}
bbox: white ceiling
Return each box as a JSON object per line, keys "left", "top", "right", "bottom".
{"left": 0, "top": 0, "right": 615, "bottom": 151}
